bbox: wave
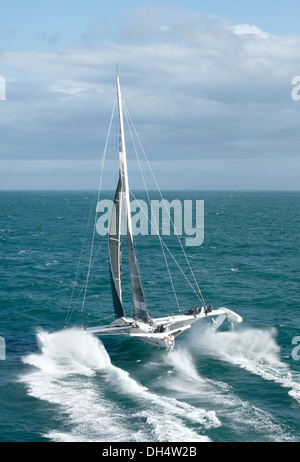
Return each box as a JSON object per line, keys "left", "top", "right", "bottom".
{"left": 21, "top": 328, "right": 218, "bottom": 442}
{"left": 159, "top": 347, "right": 294, "bottom": 441}
{"left": 188, "top": 324, "right": 300, "bottom": 405}
{"left": 20, "top": 326, "right": 297, "bottom": 442}
{"left": 22, "top": 329, "right": 128, "bottom": 442}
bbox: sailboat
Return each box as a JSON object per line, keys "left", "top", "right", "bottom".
{"left": 82, "top": 76, "right": 243, "bottom": 350}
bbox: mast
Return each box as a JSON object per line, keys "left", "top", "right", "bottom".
{"left": 116, "top": 76, "right": 150, "bottom": 323}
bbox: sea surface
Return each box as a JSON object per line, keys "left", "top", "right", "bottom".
{"left": 0, "top": 190, "right": 299, "bottom": 442}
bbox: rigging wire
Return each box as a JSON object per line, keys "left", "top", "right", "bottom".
{"left": 123, "top": 102, "right": 181, "bottom": 312}
{"left": 129, "top": 190, "right": 181, "bottom": 312}
{"left": 66, "top": 232, "right": 107, "bottom": 323}
{"left": 80, "top": 97, "right": 117, "bottom": 315}
{"left": 123, "top": 100, "right": 205, "bottom": 306}
{"left": 66, "top": 89, "right": 206, "bottom": 327}
{"left": 65, "top": 191, "right": 98, "bottom": 325}
{"left": 129, "top": 189, "right": 202, "bottom": 301}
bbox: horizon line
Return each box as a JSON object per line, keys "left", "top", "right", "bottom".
{"left": 0, "top": 188, "right": 299, "bottom": 193}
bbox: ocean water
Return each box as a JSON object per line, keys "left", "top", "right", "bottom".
{"left": 0, "top": 190, "right": 299, "bottom": 442}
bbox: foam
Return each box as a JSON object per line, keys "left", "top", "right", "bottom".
{"left": 160, "top": 346, "right": 294, "bottom": 441}
{"left": 21, "top": 328, "right": 218, "bottom": 442}
{"left": 21, "top": 326, "right": 297, "bottom": 442}
{"left": 189, "top": 325, "right": 300, "bottom": 405}
{"left": 105, "top": 356, "right": 220, "bottom": 441}
{"left": 32, "top": 328, "right": 111, "bottom": 375}
{"left": 22, "top": 329, "right": 132, "bottom": 442}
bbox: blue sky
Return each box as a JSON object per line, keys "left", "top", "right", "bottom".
{"left": 1, "top": 1, "right": 300, "bottom": 189}
{"left": 2, "top": 0, "right": 300, "bottom": 52}
{"left": 0, "top": 0, "right": 300, "bottom": 55}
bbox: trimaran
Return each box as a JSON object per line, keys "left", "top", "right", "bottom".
{"left": 72, "top": 75, "right": 242, "bottom": 350}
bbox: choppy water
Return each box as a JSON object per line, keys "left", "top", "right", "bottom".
{"left": 0, "top": 191, "right": 299, "bottom": 442}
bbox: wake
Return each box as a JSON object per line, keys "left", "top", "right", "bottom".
{"left": 189, "top": 324, "right": 300, "bottom": 405}
{"left": 20, "top": 326, "right": 297, "bottom": 442}
{"left": 21, "top": 328, "right": 218, "bottom": 442}
{"left": 148, "top": 347, "right": 294, "bottom": 442}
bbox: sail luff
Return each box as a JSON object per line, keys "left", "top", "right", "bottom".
{"left": 116, "top": 76, "right": 150, "bottom": 323}
{"left": 108, "top": 175, "right": 125, "bottom": 318}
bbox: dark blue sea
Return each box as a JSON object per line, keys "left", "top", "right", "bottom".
{"left": 0, "top": 190, "right": 299, "bottom": 442}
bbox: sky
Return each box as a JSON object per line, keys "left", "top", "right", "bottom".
{"left": 1, "top": 0, "right": 300, "bottom": 190}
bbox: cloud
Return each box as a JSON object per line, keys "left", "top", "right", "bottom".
{"left": 1, "top": 156, "right": 299, "bottom": 190}
{"left": 37, "top": 32, "right": 60, "bottom": 49}
{"left": 1, "top": 7, "right": 300, "bottom": 189}
{"left": 232, "top": 24, "right": 272, "bottom": 40}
